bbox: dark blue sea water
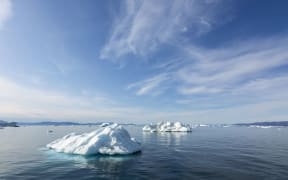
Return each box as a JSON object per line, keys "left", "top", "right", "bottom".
{"left": 0, "top": 125, "right": 288, "bottom": 180}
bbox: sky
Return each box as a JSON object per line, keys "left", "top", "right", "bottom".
{"left": 0, "top": 0, "right": 288, "bottom": 124}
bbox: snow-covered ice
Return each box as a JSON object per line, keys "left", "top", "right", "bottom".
{"left": 47, "top": 124, "right": 141, "bottom": 155}
{"left": 143, "top": 121, "right": 191, "bottom": 132}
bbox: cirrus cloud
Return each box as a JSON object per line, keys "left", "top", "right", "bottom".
{"left": 0, "top": 0, "right": 12, "bottom": 29}
{"left": 100, "top": 0, "right": 229, "bottom": 60}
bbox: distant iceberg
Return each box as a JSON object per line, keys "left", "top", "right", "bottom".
{"left": 47, "top": 124, "right": 141, "bottom": 155}
{"left": 249, "top": 125, "right": 273, "bottom": 129}
{"left": 198, "top": 124, "right": 209, "bottom": 127}
{"left": 143, "top": 121, "right": 192, "bottom": 132}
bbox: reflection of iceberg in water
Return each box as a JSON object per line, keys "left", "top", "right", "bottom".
{"left": 158, "top": 132, "right": 190, "bottom": 146}
{"left": 143, "top": 131, "right": 190, "bottom": 146}
{"left": 44, "top": 149, "right": 141, "bottom": 175}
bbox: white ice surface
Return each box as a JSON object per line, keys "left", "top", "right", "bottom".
{"left": 249, "top": 125, "right": 273, "bottom": 129}
{"left": 47, "top": 124, "right": 141, "bottom": 155}
{"left": 143, "top": 121, "right": 191, "bottom": 132}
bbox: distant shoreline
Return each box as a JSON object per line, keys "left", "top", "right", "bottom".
{"left": 2, "top": 120, "right": 288, "bottom": 127}
{"left": 235, "top": 121, "right": 288, "bottom": 127}
{"left": 0, "top": 120, "right": 18, "bottom": 127}
{"left": 16, "top": 121, "right": 137, "bottom": 126}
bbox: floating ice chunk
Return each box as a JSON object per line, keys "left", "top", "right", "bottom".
{"left": 47, "top": 124, "right": 141, "bottom": 155}
{"left": 250, "top": 125, "right": 273, "bottom": 129}
{"left": 199, "top": 124, "right": 209, "bottom": 127}
{"left": 222, "top": 125, "right": 231, "bottom": 128}
{"left": 143, "top": 121, "right": 191, "bottom": 132}
{"left": 142, "top": 124, "right": 157, "bottom": 132}
{"left": 100, "top": 122, "right": 110, "bottom": 127}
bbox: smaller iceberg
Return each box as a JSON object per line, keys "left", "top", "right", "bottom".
{"left": 143, "top": 121, "right": 191, "bottom": 132}
{"left": 198, "top": 124, "right": 209, "bottom": 127}
{"left": 47, "top": 124, "right": 141, "bottom": 155}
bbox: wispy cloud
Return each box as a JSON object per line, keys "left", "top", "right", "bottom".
{"left": 151, "top": 99, "right": 288, "bottom": 124}
{"left": 178, "top": 86, "right": 223, "bottom": 95}
{"left": 0, "top": 0, "right": 12, "bottom": 29}
{"left": 127, "top": 36, "right": 288, "bottom": 108}
{"left": 101, "top": 0, "right": 288, "bottom": 120}
{"left": 127, "top": 73, "right": 170, "bottom": 96}
{"left": 100, "top": 0, "right": 228, "bottom": 60}
{"left": 0, "top": 76, "right": 131, "bottom": 121}
{"left": 176, "top": 37, "right": 288, "bottom": 95}
{"left": 1, "top": 75, "right": 287, "bottom": 124}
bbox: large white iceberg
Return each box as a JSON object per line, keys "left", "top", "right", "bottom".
{"left": 47, "top": 124, "right": 141, "bottom": 155}
{"left": 143, "top": 121, "right": 191, "bottom": 132}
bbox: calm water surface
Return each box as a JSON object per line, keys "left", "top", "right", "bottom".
{"left": 0, "top": 125, "right": 288, "bottom": 179}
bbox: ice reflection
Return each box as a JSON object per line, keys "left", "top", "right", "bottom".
{"left": 44, "top": 149, "right": 141, "bottom": 176}
{"left": 84, "top": 154, "right": 141, "bottom": 177}
{"left": 143, "top": 131, "right": 190, "bottom": 146}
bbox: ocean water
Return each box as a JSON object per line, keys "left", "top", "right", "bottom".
{"left": 0, "top": 125, "right": 288, "bottom": 180}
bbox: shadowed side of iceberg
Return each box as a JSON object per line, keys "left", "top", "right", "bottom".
{"left": 47, "top": 124, "right": 141, "bottom": 155}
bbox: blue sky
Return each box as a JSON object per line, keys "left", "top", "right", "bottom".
{"left": 1, "top": 0, "right": 288, "bottom": 123}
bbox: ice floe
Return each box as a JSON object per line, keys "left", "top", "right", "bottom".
{"left": 143, "top": 121, "right": 192, "bottom": 132}
{"left": 198, "top": 124, "right": 209, "bottom": 127}
{"left": 249, "top": 125, "right": 273, "bottom": 129}
{"left": 47, "top": 124, "right": 141, "bottom": 155}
